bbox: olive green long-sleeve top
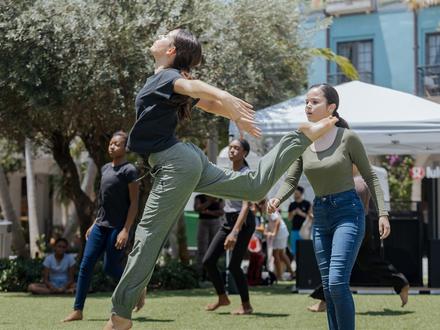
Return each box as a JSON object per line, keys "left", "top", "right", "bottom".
{"left": 275, "top": 128, "right": 388, "bottom": 217}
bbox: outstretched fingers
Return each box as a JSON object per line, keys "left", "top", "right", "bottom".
{"left": 236, "top": 118, "right": 262, "bottom": 138}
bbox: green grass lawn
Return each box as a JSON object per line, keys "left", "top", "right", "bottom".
{"left": 1, "top": 284, "right": 439, "bottom": 330}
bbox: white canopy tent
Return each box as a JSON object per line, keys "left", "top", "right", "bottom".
{"left": 229, "top": 81, "right": 440, "bottom": 155}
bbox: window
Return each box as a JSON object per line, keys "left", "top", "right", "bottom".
{"left": 336, "top": 40, "right": 373, "bottom": 84}
{"left": 421, "top": 33, "right": 440, "bottom": 97}
{"left": 426, "top": 33, "right": 440, "bottom": 66}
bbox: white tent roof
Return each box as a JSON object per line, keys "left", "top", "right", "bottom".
{"left": 230, "top": 81, "right": 440, "bottom": 154}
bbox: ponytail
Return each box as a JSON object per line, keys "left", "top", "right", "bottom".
{"left": 333, "top": 111, "right": 350, "bottom": 129}
{"left": 168, "top": 29, "right": 202, "bottom": 122}
{"left": 239, "top": 139, "right": 250, "bottom": 168}
{"left": 167, "top": 69, "right": 194, "bottom": 121}
{"left": 169, "top": 94, "right": 193, "bottom": 121}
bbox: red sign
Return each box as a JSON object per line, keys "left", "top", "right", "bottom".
{"left": 410, "top": 167, "right": 426, "bottom": 180}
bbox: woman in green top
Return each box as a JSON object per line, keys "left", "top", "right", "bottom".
{"left": 268, "top": 84, "right": 391, "bottom": 330}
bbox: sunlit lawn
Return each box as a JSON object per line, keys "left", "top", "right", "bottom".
{"left": 1, "top": 284, "right": 439, "bottom": 329}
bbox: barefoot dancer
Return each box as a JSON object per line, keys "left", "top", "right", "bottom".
{"left": 64, "top": 132, "right": 142, "bottom": 322}
{"left": 104, "top": 29, "right": 337, "bottom": 329}
{"left": 203, "top": 139, "right": 255, "bottom": 315}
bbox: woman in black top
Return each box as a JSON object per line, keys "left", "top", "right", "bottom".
{"left": 64, "top": 131, "right": 140, "bottom": 323}
{"left": 105, "top": 29, "right": 337, "bottom": 329}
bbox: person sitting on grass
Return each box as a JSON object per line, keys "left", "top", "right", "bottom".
{"left": 28, "top": 238, "right": 76, "bottom": 294}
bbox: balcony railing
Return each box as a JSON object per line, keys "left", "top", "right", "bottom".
{"left": 327, "top": 71, "right": 374, "bottom": 85}
{"left": 325, "top": 0, "right": 376, "bottom": 16}
{"left": 417, "top": 65, "right": 440, "bottom": 100}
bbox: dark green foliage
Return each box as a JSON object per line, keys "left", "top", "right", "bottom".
{"left": 149, "top": 260, "right": 199, "bottom": 291}
{"left": 0, "top": 257, "right": 43, "bottom": 292}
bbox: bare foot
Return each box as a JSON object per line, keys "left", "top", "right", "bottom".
{"left": 205, "top": 294, "right": 231, "bottom": 311}
{"left": 299, "top": 116, "right": 339, "bottom": 141}
{"left": 103, "top": 315, "right": 133, "bottom": 330}
{"left": 400, "top": 284, "right": 409, "bottom": 307}
{"left": 307, "top": 300, "right": 327, "bottom": 312}
{"left": 62, "top": 310, "right": 83, "bottom": 322}
{"left": 231, "top": 303, "right": 253, "bottom": 315}
{"left": 133, "top": 287, "right": 147, "bottom": 312}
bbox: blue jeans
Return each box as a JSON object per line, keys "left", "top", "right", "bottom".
{"left": 312, "top": 189, "right": 365, "bottom": 330}
{"left": 290, "top": 230, "right": 302, "bottom": 255}
{"left": 74, "top": 224, "right": 126, "bottom": 310}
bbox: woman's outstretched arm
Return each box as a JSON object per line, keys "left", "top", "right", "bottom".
{"left": 174, "top": 79, "right": 261, "bottom": 137}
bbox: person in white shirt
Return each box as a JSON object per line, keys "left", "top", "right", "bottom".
{"left": 257, "top": 199, "right": 295, "bottom": 281}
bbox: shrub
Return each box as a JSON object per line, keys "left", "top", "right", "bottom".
{"left": 149, "top": 260, "right": 199, "bottom": 290}
{"left": 0, "top": 257, "right": 199, "bottom": 292}
{"left": 0, "top": 258, "right": 43, "bottom": 292}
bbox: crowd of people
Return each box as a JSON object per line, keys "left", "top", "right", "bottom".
{"left": 25, "top": 28, "right": 404, "bottom": 330}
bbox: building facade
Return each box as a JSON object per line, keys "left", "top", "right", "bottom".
{"left": 308, "top": 0, "right": 440, "bottom": 102}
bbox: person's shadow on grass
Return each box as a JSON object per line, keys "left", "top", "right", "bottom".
{"left": 218, "top": 312, "right": 289, "bottom": 318}
{"left": 357, "top": 308, "right": 414, "bottom": 316}
{"left": 88, "top": 317, "right": 174, "bottom": 323}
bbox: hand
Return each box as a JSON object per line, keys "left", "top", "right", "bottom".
{"left": 267, "top": 198, "right": 280, "bottom": 214}
{"left": 235, "top": 117, "right": 262, "bottom": 139}
{"left": 297, "top": 209, "right": 307, "bottom": 217}
{"left": 115, "top": 228, "right": 129, "bottom": 250}
{"left": 378, "top": 216, "right": 391, "bottom": 240}
{"left": 85, "top": 224, "right": 94, "bottom": 240}
{"left": 221, "top": 92, "right": 261, "bottom": 138}
{"left": 224, "top": 231, "right": 238, "bottom": 250}
{"left": 256, "top": 225, "right": 265, "bottom": 233}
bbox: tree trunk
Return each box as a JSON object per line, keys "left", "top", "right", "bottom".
{"left": 80, "top": 132, "right": 110, "bottom": 170}
{"left": 49, "top": 132, "right": 95, "bottom": 246}
{"left": 25, "top": 138, "right": 41, "bottom": 258}
{"left": 207, "top": 128, "right": 219, "bottom": 164}
{"left": 62, "top": 157, "right": 97, "bottom": 240}
{"left": 0, "top": 164, "right": 28, "bottom": 257}
{"left": 168, "top": 224, "right": 179, "bottom": 259}
{"left": 177, "top": 213, "right": 190, "bottom": 265}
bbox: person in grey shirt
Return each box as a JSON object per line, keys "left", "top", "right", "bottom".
{"left": 203, "top": 139, "right": 256, "bottom": 315}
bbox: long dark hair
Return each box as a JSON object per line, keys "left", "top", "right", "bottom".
{"left": 237, "top": 138, "right": 250, "bottom": 168}
{"left": 168, "top": 29, "right": 202, "bottom": 121}
{"left": 309, "top": 83, "right": 349, "bottom": 129}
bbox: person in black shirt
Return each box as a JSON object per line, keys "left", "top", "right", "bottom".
{"left": 194, "top": 194, "right": 224, "bottom": 280}
{"left": 63, "top": 131, "right": 140, "bottom": 323}
{"left": 105, "top": 28, "right": 337, "bottom": 329}
{"left": 287, "top": 186, "right": 312, "bottom": 258}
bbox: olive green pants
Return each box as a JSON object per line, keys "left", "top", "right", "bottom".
{"left": 111, "top": 131, "right": 311, "bottom": 319}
